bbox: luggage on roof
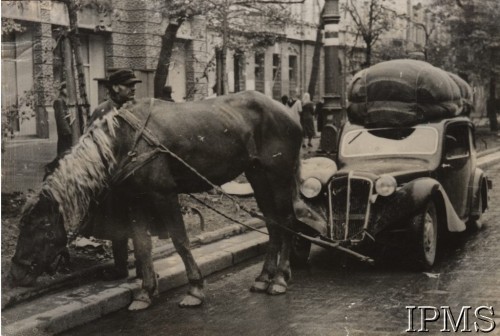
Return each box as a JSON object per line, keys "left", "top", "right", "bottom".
{"left": 347, "top": 59, "right": 471, "bottom": 127}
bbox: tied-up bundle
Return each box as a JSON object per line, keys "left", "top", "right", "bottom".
{"left": 347, "top": 59, "right": 473, "bottom": 127}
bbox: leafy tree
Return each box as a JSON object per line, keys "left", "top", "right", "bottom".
{"left": 342, "top": 0, "right": 398, "bottom": 68}
{"left": 156, "top": 0, "right": 303, "bottom": 97}
{"left": 427, "top": 0, "right": 500, "bottom": 124}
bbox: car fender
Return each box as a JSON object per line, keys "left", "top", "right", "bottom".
{"left": 294, "top": 199, "right": 328, "bottom": 236}
{"left": 469, "top": 168, "right": 488, "bottom": 218}
{"left": 375, "top": 177, "right": 466, "bottom": 233}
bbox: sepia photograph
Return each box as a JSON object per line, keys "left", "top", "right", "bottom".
{"left": 1, "top": 0, "right": 499, "bottom": 334}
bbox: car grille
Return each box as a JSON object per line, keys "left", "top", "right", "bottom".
{"left": 328, "top": 173, "right": 373, "bottom": 241}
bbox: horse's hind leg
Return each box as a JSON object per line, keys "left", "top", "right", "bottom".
{"left": 246, "top": 165, "right": 293, "bottom": 294}
{"left": 154, "top": 192, "right": 205, "bottom": 308}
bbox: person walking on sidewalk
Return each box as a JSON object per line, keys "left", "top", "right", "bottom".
{"left": 53, "top": 82, "right": 72, "bottom": 157}
{"left": 301, "top": 93, "right": 316, "bottom": 147}
{"left": 288, "top": 92, "right": 302, "bottom": 125}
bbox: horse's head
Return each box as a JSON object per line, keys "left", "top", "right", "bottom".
{"left": 10, "top": 193, "right": 67, "bottom": 286}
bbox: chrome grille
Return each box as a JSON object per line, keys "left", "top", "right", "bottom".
{"left": 328, "top": 174, "right": 372, "bottom": 241}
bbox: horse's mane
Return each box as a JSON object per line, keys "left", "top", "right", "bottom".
{"left": 40, "top": 112, "right": 119, "bottom": 231}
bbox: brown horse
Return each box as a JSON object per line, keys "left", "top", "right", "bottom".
{"left": 10, "top": 91, "right": 303, "bottom": 310}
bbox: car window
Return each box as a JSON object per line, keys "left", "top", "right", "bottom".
{"left": 341, "top": 127, "right": 438, "bottom": 157}
{"left": 444, "top": 124, "right": 470, "bottom": 159}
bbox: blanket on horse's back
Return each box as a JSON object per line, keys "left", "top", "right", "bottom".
{"left": 82, "top": 91, "right": 301, "bottom": 241}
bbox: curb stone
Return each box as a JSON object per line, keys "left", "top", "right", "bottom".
{"left": 1, "top": 218, "right": 266, "bottom": 310}
{"left": 2, "top": 230, "right": 269, "bottom": 336}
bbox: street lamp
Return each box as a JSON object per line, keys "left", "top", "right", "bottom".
{"left": 320, "top": 0, "right": 344, "bottom": 154}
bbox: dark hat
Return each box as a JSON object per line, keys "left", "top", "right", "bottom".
{"left": 107, "top": 69, "right": 142, "bottom": 86}
{"left": 163, "top": 85, "right": 173, "bottom": 94}
{"left": 59, "top": 81, "right": 67, "bottom": 90}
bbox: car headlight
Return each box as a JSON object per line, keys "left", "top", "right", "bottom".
{"left": 300, "top": 177, "right": 322, "bottom": 198}
{"left": 375, "top": 175, "right": 397, "bottom": 196}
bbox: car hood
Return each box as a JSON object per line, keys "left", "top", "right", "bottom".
{"left": 338, "top": 158, "right": 433, "bottom": 178}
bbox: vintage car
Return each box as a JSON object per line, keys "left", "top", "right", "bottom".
{"left": 293, "top": 117, "right": 490, "bottom": 270}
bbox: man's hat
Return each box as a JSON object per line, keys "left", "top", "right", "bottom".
{"left": 107, "top": 69, "right": 142, "bottom": 86}
{"left": 59, "top": 81, "right": 67, "bottom": 90}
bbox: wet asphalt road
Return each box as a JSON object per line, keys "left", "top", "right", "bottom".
{"left": 63, "top": 164, "right": 500, "bottom": 336}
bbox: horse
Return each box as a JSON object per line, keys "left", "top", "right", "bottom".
{"left": 10, "top": 91, "right": 303, "bottom": 310}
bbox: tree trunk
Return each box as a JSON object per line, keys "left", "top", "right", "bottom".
{"left": 307, "top": 26, "right": 323, "bottom": 99}
{"left": 63, "top": 36, "right": 81, "bottom": 145}
{"left": 64, "top": 0, "right": 88, "bottom": 133}
{"left": 365, "top": 42, "right": 372, "bottom": 68}
{"left": 154, "top": 19, "right": 184, "bottom": 98}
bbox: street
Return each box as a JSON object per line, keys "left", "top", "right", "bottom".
{"left": 62, "top": 163, "right": 500, "bottom": 336}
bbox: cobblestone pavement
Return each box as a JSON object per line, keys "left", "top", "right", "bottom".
{"left": 63, "top": 163, "right": 500, "bottom": 336}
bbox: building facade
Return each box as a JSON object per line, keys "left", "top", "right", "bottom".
{"left": 1, "top": 0, "right": 324, "bottom": 140}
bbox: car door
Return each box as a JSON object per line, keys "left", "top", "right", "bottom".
{"left": 439, "top": 123, "right": 473, "bottom": 219}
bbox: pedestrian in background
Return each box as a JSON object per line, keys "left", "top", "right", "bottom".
{"left": 53, "top": 81, "right": 72, "bottom": 157}
{"left": 87, "top": 69, "right": 142, "bottom": 127}
{"left": 288, "top": 92, "right": 302, "bottom": 125}
{"left": 301, "top": 92, "right": 315, "bottom": 147}
{"left": 281, "top": 95, "right": 289, "bottom": 106}
{"left": 161, "top": 85, "right": 175, "bottom": 102}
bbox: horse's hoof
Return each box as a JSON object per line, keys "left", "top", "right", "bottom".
{"left": 250, "top": 281, "right": 269, "bottom": 293}
{"left": 267, "top": 282, "right": 287, "bottom": 295}
{"left": 128, "top": 290, "right": 152, "bottom": 311}
{"left": 179, "top": 294, "right": 203, "bottom": 308}
{"left": 128, "top": 298, "right": 151, "bottom": 311}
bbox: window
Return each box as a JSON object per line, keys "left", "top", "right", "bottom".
{"left": 234, "top": 53, "right": 245, "bottom": 93}
{"left": 444, "top": 125, "right": 470, "bottom": 159}
{"left": 255, "top": 53, "right": 265, "bottom": 93}
{"left": 272, "top": 54, "right": 281, "bottom": 99}
{"left": 289, "top": 55, "right": 297, "bottom": 96}
{"left": 1, "top": 30, "right": 34, "bottom": 136}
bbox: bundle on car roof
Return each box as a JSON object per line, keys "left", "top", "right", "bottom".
{"left": 347, "top": 59, "right": 472, "bottom": 127}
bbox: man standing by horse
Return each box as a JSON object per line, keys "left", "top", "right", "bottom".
{"left": 88, "top": 69, "right": 142, "bottom": 125}
{"left": 87, "top": 69, "right": 150, "bottom": 281}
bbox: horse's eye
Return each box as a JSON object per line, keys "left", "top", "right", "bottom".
{"left": 46, "top": 231, "right": 55, "bottom": 240}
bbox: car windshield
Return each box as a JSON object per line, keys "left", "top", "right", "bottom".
{"left": 341, "top": 126, "right": 438, "bottom": 157}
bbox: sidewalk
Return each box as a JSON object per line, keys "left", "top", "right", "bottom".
{"left": 1, "top": 126, "right": 500, "bottom": 335}
{"left": 2, "top": 221, "right": 269, "bottom": 336}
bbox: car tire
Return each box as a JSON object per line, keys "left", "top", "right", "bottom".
{"left": 290, "top": 234, "right": 311, "bottom": 268}
{"left": 466, "top": 193, "right": 483, "bottom": 231}
{"left": 410, "top": 200, "right": 438, "bottom": 271}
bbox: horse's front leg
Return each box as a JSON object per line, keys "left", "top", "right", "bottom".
{"left": 160, "top": 192, "right": 205, "bottom": 308}
{"left": 128, "top": 217, "right": 157, "bottom": 311}
{"left": 268, "top": 225, "right": 293, "bottom": 295}
{"left": 250, "top": 224, "right": 280, "bottom": 293}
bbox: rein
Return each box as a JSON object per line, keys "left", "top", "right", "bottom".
{"left": 114, "top": 101, "right": 373, "bottom": 263}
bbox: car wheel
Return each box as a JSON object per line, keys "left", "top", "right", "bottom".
{"left": 290, "top": 234, "right": 311, "bottom": 268}
{"left": 466, "top": 193, "right": 483, "bottom": 231}
{"left": 410, "top": 201, "right": 438, "bottom": 270}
